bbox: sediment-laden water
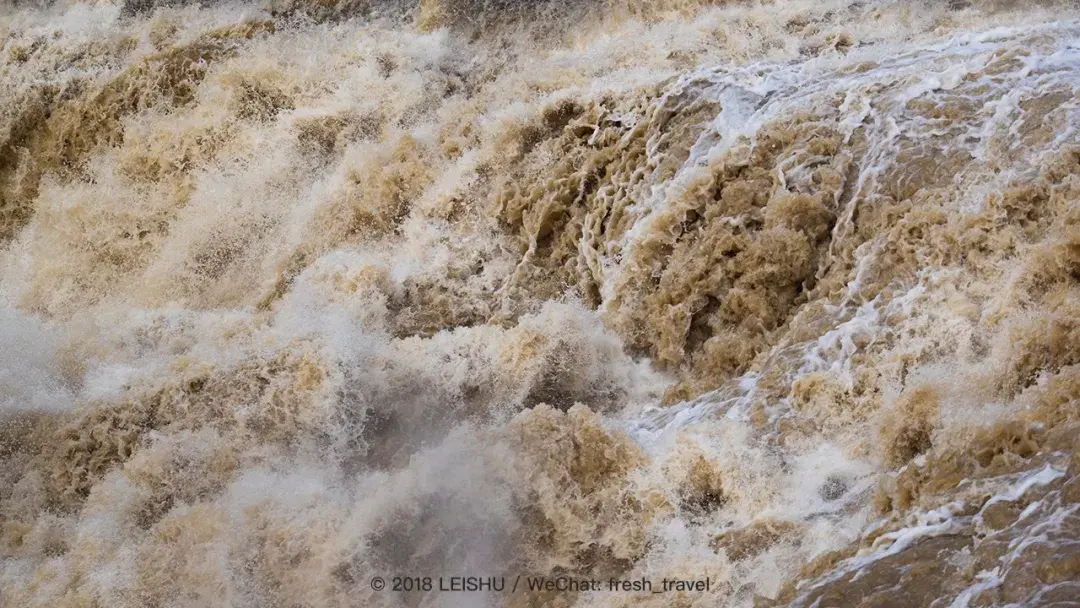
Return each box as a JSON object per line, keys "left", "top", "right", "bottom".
{"left": 2, "top": 0, "right": 1079, "bottom": 606}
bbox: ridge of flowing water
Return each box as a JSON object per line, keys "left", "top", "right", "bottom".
{"left": 2, "top": 1, "right": 1080, "bottom": 607}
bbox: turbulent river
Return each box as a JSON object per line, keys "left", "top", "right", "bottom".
{"left": 2, "top": 0, "right": 1080, "bottom": 606}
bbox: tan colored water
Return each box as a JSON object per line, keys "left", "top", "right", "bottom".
{"left": 2, "top": 0, "right": 1080, "bottom": 606}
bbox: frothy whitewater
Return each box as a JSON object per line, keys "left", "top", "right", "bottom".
{"left": 2, "top": 0, "right": 1080, "bottom": 606}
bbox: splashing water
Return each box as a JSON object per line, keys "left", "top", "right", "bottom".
{"left": 2, "top": 0, "right": 1080, "bottom": 606}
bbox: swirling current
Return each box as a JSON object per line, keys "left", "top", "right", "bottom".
{"left": 2, "top": 0, "right": 1080, "bottom": 606}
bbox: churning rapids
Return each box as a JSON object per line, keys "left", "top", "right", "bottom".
{"left": 2, "top": 0, "right": 1080, "bottom": 606}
